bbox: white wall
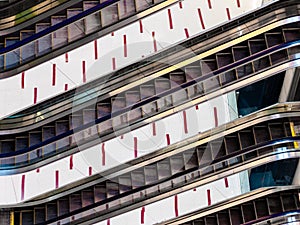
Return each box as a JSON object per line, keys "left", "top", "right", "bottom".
{"left": 0, "top": 0, "right": 263, "bottom": 118}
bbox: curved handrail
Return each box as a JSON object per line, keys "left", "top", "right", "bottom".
{"left": 7, "top": 143, "right": 300, "bottom": 223}
{"left": 159, "top": 186, "right": 300, "bottom": 225}
{"left": 0, "top": 43, "right": 297, "bottom": 162}
{"left": 0, "top": 0, "right": 177, "bottom": 78}
{"left": 1, "top": 4, "right": 299, "bottom": 131}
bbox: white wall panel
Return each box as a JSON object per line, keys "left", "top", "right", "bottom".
{"left": 0, "top": 0, "right": 262, "bottom": 118}
{"left": 0, "top": 94, "right": 235, "bottom": 205}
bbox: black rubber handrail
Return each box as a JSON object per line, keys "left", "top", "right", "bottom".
{"left": 0, "top": 40, "right": 297, "bottom": 159}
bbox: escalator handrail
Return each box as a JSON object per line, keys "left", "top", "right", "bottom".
{"left": 242, "top": 210, "right": 300, "bottom": 225}
{"left": 0, "top": 40, "right": 297, "bottom": 159}
{"left": 31, "top": 142, "right": 300, "bottom": 224}
{"left": 0, "top": 0, "right": 119, "bottom": 55}
{"left": 1, "top": 0, "right": 298, "bottom": 121}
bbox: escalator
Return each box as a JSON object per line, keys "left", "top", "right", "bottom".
{"left": 159, "top": 186, "right": 300, "bottom": 225}
{"left": 0, "top": 12, "right": 299, "bottom": 171}
{"left": 0, "top": 0, "right": 177, "bottom": 78}
{"left": 4, "top": 103, "right": 300, "bottom": 224}
{"left": 2, "top": 0, "right": 298, "bottom": 131}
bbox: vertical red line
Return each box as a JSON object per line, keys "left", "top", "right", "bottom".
{"left": 214, "top": 107, "right": 218, "bottom": 127}
{"left": 55, "top": 170, "right": 59, "bottom": 189}
{"left": 69, "top": 155, "right": 73, "bottom": 170}
{"left": 207, "top": 189, "right": 211, "bottom": 205}
{"left": 52, "top": 64, "right": 56, "bottom": 86}
{"left": 120, "top": 135, "right": 124, "bottom": 139}
{"left": 139, "top": 20, "right": 143, "bottom": 33}
{"left": 141, "top": 206, "right": 145, "bottom": 224}
{"left": 174, "top": 195, "right": 179, "bottom": 217}
{"left": 179, "top": 1, "right": 183, "bottom": 9}
{"left": 123, "top": 35, "right": 127, "bottom": 57}
{"left": 197, "top": 8, "right": 206, "bottom": 30}
{"left": 111, "top": 32, "right": 114, "bottom": 36}
{"left": 226, "top": 8, "right": 231, "bottom": 20}
{"left": 184, "top": 28, "right": 189, "bottom": 38}
{"left": 64, "top": 84, "right": 68, "bottom": 91}
{"left": 107, "top": 219, "right": 110, "bottom": 225}
{"left": 94, "top": 40, "right": 98, "bottom": 60}
{"left": 102, "top": 143, "right": 105, "bottom": 166}
{"left": 168, "top": 9, "right": 173, "bottom": 30}
{"left": 134, "top": 137, "right": 138, "bottom": 158}
{"left": 152, "top": 122, "right": 156, "bottom": 136}
{"left": 36, "top": 168, "right": 40, "bottom": 173}
{"left": 89, "top": 166, "right": 92, "bottom": 176}
{"left": 33, "top": 87, "right": 37, "bottom": 104}
{"left": 112, "top": 57, "right": 116, "bottom": 70}
{"left": 65, "top": 52, "right": 69, "bottom": 62}
{"left": 224, "top": 177, "right": 229, "bottom": 188}
{"left": 152, "top": 32, "right": 157, "bottom": 52}
{"left": 183, "top": 110, "right": 188, "bottom": 134}
{"left": 21, "top": 72, "right": 25, "bottom": 89}
{"left": 195, "top": 105, "right": 199, "bottom": 110}
{"left": 237, "top": 0, "right": 241, "bottom": 7}
{"left": 166, "top": 134, "right": 171, "bottom": 145}
{"left": 207, "top": 0, "right": 212, "bottom": 9}
{"left": 21, "top": 175, "right": 25, "bottom": 201}
{"left": 82, "top": 61, "right": 86, "bottom": 83}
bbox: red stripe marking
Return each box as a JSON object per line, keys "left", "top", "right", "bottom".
{"left": 64, "top": 84, "right": 68, "bottom": 91}
{"left": 183, "top": 110, "right": 188, "bottom": 134}
{"left": 226, "top": 8, "right": 231, "bottom": 20}
{"left": 139, "top": 20, "right": 143, "bottom": 33}
{"left": 21, "top": 175, "right": 25, "bottom": 200}
{"left": 207, "top": 0, "right": 212, "bottom": 9}
{"left": 168, "top": 9, "right": 173, "bottom": 29}
{"left": 195, "top": 105, "right": 199, "bottom": 110}
{"left": 69, "top": 155, "right": 73, "bottom": 170}
{"left": 112, "top": 57, "right": 116, "bottom": 70}
{"left": 21, "top": 72, "right": 25, "bottom": 89}
{"left": 184, "top": 28, "right": 189, "bottom": 38}
{"left": 197, "top": 8, "right": 206, "bottom": 30}
{"left": 33, "top": 87, "right": 37, "bottom": 104}
{"left": 82, "top": 61, "right": 86, "bottom": 83}
{"left": 123, "top": 35, "right": 127, "bottom": 57}
{"left": 207, "top": 189, "right": 211, "bottom": 205}
{"left": 111, "top": 32, "right": 114, "bottom": 36}
{"left": 179, "top": 1, "right": 183, "bottom": 8}
{"left": 237, "top": 0, "right": 241, "bottom": 7}
{"left": 193, "top": 188, "right": 196, "bottom": 191}
{"left": 166, "top": 134, "right": 171, "bottom": 145}
{"left": 107, "top": 219, "right": 110, "bottom": 225}
{"left": 134, "top": 137, "right": 138, "bottom": 158}
{"left": 102, "top": 143, "right": 105, "bottom": 166}
{"left": 152, "top": 122, "right": 156, "bottom": 136}
{"left": 94, "top": 40, "right": 98, "bottom": 60}
{"left": 120, "top": 135, "right": 124, "bottom": 139}
{"left": 65, "top": 52, "right": 69, "bottom": 62}
{"left": 141, "top": 206, "right": 145, "bottom": 224}
{"left": 224, "top": 177, "right": 229, "bottom": 188}
{"left": 36, "top": 168, "right": 40, "bottom": 173}
{"left": 174, "top": 195, "right": 179, "bottom": 217}
{"left": 52, "top": 64, "right": 56, "bottom": 86}
{"left": 152, "top": 32, "right": 157, "bottom": 52}
{"left": 214, "top": 107, "right": 218, "bottom": 127}
{"left": 89, "top": 166, "right": 92, "bottom": 176}
{"left": 55, "top": 170, "right": 59, "bottom": 189}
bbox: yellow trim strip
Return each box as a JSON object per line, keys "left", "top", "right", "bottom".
{"left": 290, "top": 122, "right": 299, "bottom": 148}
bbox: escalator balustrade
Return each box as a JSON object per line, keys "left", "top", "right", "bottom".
{"left": 0, "top": 23, "right": 299, "bottom": 168}
{"left": 0, "top": 0, "right": 169, "bottom": 74}
{"left": 10, "top": 116, "right": 300, "bottom": 225}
